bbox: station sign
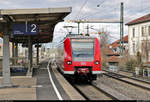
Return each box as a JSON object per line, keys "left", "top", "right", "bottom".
{"left": 12, "top": 24, "right": 38, "bottom": 35}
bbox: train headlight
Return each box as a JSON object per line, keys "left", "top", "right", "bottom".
{"left": 67, "top": 61, "right": 72, "bottom": 65}
{"left": 95, "top": 61, "right": 99, "bottom": 65}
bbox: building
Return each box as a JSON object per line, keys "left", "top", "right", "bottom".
{"left": 109, "top": 35, "right": 128, "bottom": 53}
{"left": 105, "top": 45, "right": 120, "bottom": 64}
{"left": 104, "top": 35, "right": 128, "bottom": 71}
{"left": 126, "top": 13, "right": 150, "bottom": 63}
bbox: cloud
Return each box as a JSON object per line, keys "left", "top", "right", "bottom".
{"left": 0, "top": 0, "right": 149, "bottom": 44}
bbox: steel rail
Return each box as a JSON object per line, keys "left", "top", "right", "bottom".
{"left": 103, "top": 72, "right": 150, "bottom": 91}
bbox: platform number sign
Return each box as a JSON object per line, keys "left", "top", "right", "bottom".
{"left": 31, "top": 24, "right": 37, "bottom": 33}
{"left": 12, "top": 24, "right": 38, "bottom": 35}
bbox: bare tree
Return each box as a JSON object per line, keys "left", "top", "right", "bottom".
{"left": 98, "top": 31, "right": 110, "bottom": 68}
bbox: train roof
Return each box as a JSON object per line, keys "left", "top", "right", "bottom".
{"left": 66, "top": 34, "right": 95, "bottom": 39}
{"left": 55, "top": 34, "right": 96, "bottom": 47}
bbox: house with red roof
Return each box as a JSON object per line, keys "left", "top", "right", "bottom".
{"left": 126, "top": 13, "right": 150, "bottom": 63}
{"left": 105, "top": 35, "right": 128, "bottom": 70}
{"left": 109, "top": 35, "right": 128, "bottom": 53}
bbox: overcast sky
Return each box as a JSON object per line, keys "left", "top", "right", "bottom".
{"left": 0, "top": 0, "right": 150, "bottom": 46}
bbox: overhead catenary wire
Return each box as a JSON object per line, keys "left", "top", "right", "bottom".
{"left": 79, "top": 0, "right": 106, "bottom": 19}
{"left": 70, "top": 0, "right": 124, "bottom": 44}
{"left": 97, "top": 0, "right": 105, "bottom": 7}
{"left": 79, "top": 0, "right": 120, "bottom": 20}
{"left": 79, "top": 0, "right": 106, "bottom": 20}
{"left": 74, "top": 0, "right": 89, "bottom": 20}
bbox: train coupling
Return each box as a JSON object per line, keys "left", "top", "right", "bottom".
{"left": 77, "top": 68, "right": 89, "bottom": 75}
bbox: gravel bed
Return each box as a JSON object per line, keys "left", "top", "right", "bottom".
{"left": 134, "top": 76, "right": 150, "bottom": 82}
{"left": 95, "top": 75, "right": 150, "bottom": 100}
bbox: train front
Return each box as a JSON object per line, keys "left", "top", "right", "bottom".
{"left": 64, "top": 37, "right": 101, "bottom": 81}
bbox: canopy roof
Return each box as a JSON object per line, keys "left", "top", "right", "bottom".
{"left": 0, "top": 7, "right": 72, "bottom": 44}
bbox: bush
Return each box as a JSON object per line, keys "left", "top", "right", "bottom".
{"left": 118, "top": 52, "right": 138, "bottom": 72}
{"left": 125, "top": 58, "right": 137, "bottom": 71}
{"left": 136, "top": 51, "right": 142, "bottom": 65}
{"left": 101, "top": 56, "right": 108, "bottom": 69}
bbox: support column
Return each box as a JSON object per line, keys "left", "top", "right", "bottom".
{"left": 27, "top": 36, "right": 32, "bottom": 75}
{"left": 12, "top": 42, "right": 15, "bottom": 65}
{"left": 36, "top": 43, "right": 39, "bottom": 65}
{"left": 1, "top": 34, "right": 12, "bottom": 87}
{"left": 14, "top": 42, "right": 18, "bottom": 65}
{"left": 120, "top": 2, "right": 124, "bottom": 56}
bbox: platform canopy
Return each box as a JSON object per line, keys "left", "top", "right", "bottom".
{"left": 0, "top": 7, "right": 72, "bottom": 44}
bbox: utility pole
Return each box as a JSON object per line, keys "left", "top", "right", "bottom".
{"left": 86, "top": 24, "right": 89, "bottom": 36}
{"left": 78, "top": 22, "right": 80, "bottom": 35}
{"left": 120, "top": 2, "right": 124, "bottom": 56}
{"left": 87, "top": 24, "right": 89, "bottom": 35}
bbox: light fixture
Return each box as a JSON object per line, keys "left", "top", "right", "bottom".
{"left": 0, "top": 10, "right": 3, "bottom": 21}
{"left": 95, "top": 61, "right": 99, "bottom": 65}
{"left": 67, "top": 61, "right": 72, "bottom": 65}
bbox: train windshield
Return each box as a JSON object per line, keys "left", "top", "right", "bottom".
{"left": 71, "top": 39, "right": 95, "bottom": 61}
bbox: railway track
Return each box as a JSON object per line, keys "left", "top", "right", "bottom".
{"left": 53, "top": 60, "right": 132, "bottom": 100}
{"left": 53, "top": 61, "right": 150, "bottom": 100}
{"left": 103, "top": 69, "right": 150, "bottom": 91}
{"left": 54, "top": 64, "right": 118, "bottom": 100}
{"left": 104, "top": 69, "right": 150, "bottom": 84}
{"left": 73, "top": 83, "right": 117, "bottom": 100}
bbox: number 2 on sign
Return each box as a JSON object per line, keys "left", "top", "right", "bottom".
{"left": 31, "top": 24, "right": 37, "bottom": 32}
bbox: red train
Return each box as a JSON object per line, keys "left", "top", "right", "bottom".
{"left": 55, "top": 35, "right": 101, "bottom": 82}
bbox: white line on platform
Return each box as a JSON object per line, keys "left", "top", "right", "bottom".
{"left": 47, "top": 59, "right": 63, "bottom": 100}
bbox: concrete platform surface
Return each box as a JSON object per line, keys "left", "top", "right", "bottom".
{"left": 35, "top": 60, "right": 59, "bottom": 100}
{"left": 51, "top": 64, "right": 85, "bottom": 100}
{"left": 0, "top": 77, "right": 36, "bottom": 100}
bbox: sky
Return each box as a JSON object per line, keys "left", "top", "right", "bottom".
{"left": 0, "top": 0, "right": 150, "bottom": 47}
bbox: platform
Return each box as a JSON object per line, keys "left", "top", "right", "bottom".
{"left": 0, "top": 7, "right": 72, "bottom": 87}
{"left": 34, "top": 59, "right": 84, "bottom": 100}
{"left": 0, "top": 77, "right": 36, "bottom": 100}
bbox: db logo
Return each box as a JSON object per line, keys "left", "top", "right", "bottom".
{"left": 81, "top": 62, "right": 86, "bottom": 65}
